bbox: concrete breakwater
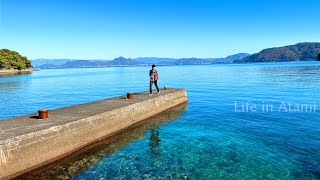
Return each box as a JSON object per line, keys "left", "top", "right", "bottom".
{"left": 16, "top": 103, "right": 188, "bottom": 179}
{"left": 0, "top": 88, "right": 188, "bottom": 179}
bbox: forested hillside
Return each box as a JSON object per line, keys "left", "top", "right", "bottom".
{"left": 0, "top": 49, "right": 32, "bottom": 70}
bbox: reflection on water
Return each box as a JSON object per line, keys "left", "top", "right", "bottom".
{"left": 0, "top": 71, "right": 32, "bottom": 77}
{"left": 16, "top": 103, "right": 187, "bottom": 180}
{"left": 0, "top": 72, "right": 32, "bottom": 89}
{"left": 0, "top": 81, "right": 22, "bottom": 89}
{"left": 149, "top": 126, "right": 161, "bottom": 156}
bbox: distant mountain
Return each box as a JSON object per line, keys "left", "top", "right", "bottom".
{"left": 135, "top": 55, "right": 249, "bottom": 65}
{"left": 240, "top": 43, "right": 320, "bottom": 62}
{"left": 38, "top": 63, "right": 61, "bottom": 69}
{"left": 173, "top": 54, "right": 250, "bottom": 64}
{"left": 211, "top": 53, "right": 251, "bottom": 64}
{"left": 60, "top": 60, "right": 111, "bottom": 68}
{"left": 136, "top": 57, "right": 220, "bottom": 65}
{"left": 135, "top": 57, "right": 178, "bottom": 65}
{"left": 35, "top": 60, "right": 111, "bottom": 69}
{"left": 225, "top": 53, "right": 251, "bottom": 61}
{"left": 33, "top": 53, "right": 250, "bottom": 69}
{"left": 111, "top": 57, "right": 138, "bottom": 65}
{"left": 29, "top": 43, "right": 320, "bottom": 68}
{"left": 174, "top": 58, "right": 213, "bottom": 65}
{"left": 32, "top": 59, "right": 77, "bottom": 67}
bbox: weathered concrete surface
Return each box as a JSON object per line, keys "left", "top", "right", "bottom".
{"left": 0, "top": 88, "right": 188, "bottom": 180}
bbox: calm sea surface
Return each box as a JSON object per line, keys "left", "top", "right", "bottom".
{"left": 1, "top": 62, "right": 320, "bottom": 179}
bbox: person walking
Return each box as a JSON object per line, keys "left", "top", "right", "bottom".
{"left": 149, "top": 64, "right": 160, "bottom": 96}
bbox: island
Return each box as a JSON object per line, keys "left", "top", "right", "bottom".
{"left": 0, "top": 49, "right": 32, "bottom": 73}
{"left": 237, "top": 42, "right": 320, "bottom": 63}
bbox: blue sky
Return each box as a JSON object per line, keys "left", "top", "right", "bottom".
{"left": 0, "top": 0, "right": 319, "bottom": 60}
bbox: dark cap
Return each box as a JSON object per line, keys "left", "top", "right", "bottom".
{"left": 152, "top": 64, "right": 156, "bottom": 68}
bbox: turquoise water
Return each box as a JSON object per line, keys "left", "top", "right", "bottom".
{"left": 2, "top": 62, "right": 320, "bottom": 179}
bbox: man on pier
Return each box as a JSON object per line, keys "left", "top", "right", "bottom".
{"left": 149, "top": 64, "right": 160, "bottom": 96}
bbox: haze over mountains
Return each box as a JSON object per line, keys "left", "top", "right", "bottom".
{"left": 32, "top": 53, "right": 250, "bottom": 69}
{"left": 32, "top": 42, "right": 320, "bottom": 69}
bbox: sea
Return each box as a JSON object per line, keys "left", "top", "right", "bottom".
{"left": 1, "top": 61, "right": 320, "bottom": 179}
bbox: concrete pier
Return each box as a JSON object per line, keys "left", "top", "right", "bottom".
{"left": 0, "top": 88, "right": 188, "bottom": 179}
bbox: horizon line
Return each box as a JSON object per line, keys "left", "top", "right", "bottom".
{"left": 30, "top": 53, "right": 250, "bottom": 61}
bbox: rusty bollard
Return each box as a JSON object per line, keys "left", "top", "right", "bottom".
{"left": 164, "top": 86, "right": 168, "bottom": 90}
{"left": 127, "top": 92, "right": 133, "bottom": 100}
{"left": 38, "top": 109, "right": 49, "bottom": 119}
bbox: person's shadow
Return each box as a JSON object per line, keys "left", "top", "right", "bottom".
{"left": 149, "top": 126, "right": 161, "bottom": 156}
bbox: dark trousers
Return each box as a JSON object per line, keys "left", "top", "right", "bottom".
{"left": 150, "top": 80, "right": 159, "bottom": 94}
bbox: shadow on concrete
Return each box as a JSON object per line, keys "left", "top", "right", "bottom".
{"left": 29, "top": 116, "right": 39, "bottom": 119}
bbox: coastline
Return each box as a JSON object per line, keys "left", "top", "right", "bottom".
{"left": 0, "top": 69, "right": 33, "bottom": 74}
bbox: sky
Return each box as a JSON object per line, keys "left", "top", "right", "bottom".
{"left": 0, "top": 0, "right": 319, "bottom": 60}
